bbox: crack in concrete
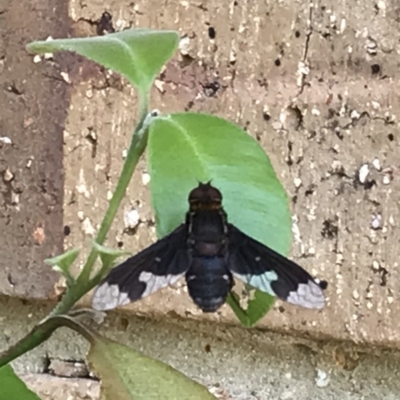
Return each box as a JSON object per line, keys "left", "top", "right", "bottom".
{"left": 338, "top": 111, "right": 395, "bottom": 131}
{"left": 296, "top": 2, "right": 314, "bottom": 97}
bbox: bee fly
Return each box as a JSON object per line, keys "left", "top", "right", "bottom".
{"left": 92, "top": 182, "right": 327, "bottom": 312}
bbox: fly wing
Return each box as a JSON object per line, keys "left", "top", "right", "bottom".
{"left": 226, "top": 224, "right": 327, "bottom": 309}
{"left": 92, "top": 224, "right": 191, "bottom": 311}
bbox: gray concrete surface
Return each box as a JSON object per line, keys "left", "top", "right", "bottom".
{"left": 64, "top": 0, "right": 400, "bottom": 346}
{"left": 1, "top": 295, "right": 399, "bottom": 399}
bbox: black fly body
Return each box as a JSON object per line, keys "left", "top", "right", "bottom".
{"left": 92, "top": 182, "right": 327, "bottom": 312}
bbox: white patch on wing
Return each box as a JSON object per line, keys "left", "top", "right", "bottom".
{"left": 91, "top": 283, "right": 131, "bottom": 311}
{"left": 138, "top": 271, "right": 184, "bottom": 298}
{"left": 233, "top": 271, "right": 278, "bottom": 296}
{"left": 286, "top": 280, "right": 325, "bottom": 309}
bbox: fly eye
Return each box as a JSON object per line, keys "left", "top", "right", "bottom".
{"left": 188, "top": 183, "right": 222, "bottom": 203}
{"left": 188, "top": 189, "right": 201, "bottom": 201}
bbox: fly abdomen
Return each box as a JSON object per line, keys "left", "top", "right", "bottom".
{"left": 186, "top": 256, "right": 233, "bottom": 312}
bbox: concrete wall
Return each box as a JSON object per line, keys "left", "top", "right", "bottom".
{"left": 1, "top": 0, "right": 400, "bottom": 398}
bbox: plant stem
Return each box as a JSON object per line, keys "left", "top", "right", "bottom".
{"left": 0, "top": 315, "right": 99, "bottom": 368}
{"left": 0, "top": 95, "right": 150, "bottom": 367}
{"left": 76, "top": 94, "right": 150, "bottom": 285}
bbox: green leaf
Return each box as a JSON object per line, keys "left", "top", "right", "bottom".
{"left": 15, "top": 314, "right": 216, "bottom": 400}
{"left": 88, "top": 334, "right": 216, "bottom": 400}
{"left": 45, "top": 247, "right": 80, "bottom": 268}
{"left": 0, "top": 365, "right": 41, "bottom": 400}
{"left": 92, "top": 241, "right": 130, "bottom": 271}
{"left": 27, "top": 29, "right": 179, "bottom": 94}
{"left": 44, "top": 248, "right": 80, "bottom": 285}
{"left": 148, "top": 112, "right": 291, "bottom": 326}
{"left": 226, "top": 291, "right": 275, "bottom": 328}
